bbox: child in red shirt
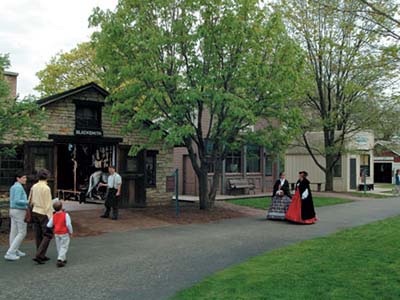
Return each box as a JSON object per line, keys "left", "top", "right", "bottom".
{"left": 47, "top": 201, "right": 73, "bottom": 267}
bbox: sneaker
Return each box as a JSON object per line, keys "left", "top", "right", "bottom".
{"left": 16, "top": 250, "right": 26, "bottom": 257}
{"left": 100, "top": 215, "right": 109, "bottom": 218}
{"left": 57, "top": 260, "right": 65, "bottom": 268}
{"left": 4, "top": 253, "right": 20, "bottom": 261}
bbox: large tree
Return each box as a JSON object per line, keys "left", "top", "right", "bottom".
{"left": 338, "top": 0, "right": 400, "bottom": 41}
{"left": 281, "top": 0, "right": 399, "bottom": 191}
{"left": 90, "top": 0, "right": 304, "bottom": 209}
{"left": 0, "top": 54, "right": 44, "bottom": 154}
{"left": 35, "top": 42, "right": 103, "bottom": 97}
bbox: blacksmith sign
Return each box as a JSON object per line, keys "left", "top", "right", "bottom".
{"left": 74, "top": 129, "right": 103, "bottom": 136}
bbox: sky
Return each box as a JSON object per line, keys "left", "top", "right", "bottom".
{"left": 0, "top": 0, "right": 118, "bottom": 98}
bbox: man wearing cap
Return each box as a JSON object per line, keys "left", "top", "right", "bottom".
{"left": 99, "top": 166, "right": 122, "bottom": 220}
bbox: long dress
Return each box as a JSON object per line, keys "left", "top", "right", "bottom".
{"left": 285, "top": 178, "right": 317, "bottom": 224}
{"left": 267, "top": 179, "right": 292, "bottom": 220}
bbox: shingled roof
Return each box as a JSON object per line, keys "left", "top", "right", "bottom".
{"left": 37, "top": 82, "right": 109, "bottom": 107}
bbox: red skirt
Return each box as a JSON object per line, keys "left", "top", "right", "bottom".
{"left": 285, "top": 189, "right": 317, "bottom": 224}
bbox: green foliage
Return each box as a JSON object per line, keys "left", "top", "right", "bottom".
{"left": 173, "top": 215, "right": 400, "bottom": 299}
{"left": 0, "top": 54, "right": 45, "bottom": 155}
{"left": 90, "top": 0, "right": 305, "bottom": 207}
{"left": 35, "top": 42, "right": 103, "bottom": 97}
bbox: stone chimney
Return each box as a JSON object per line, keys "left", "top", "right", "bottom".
{"left": 4, "top": 71, "right": 18, "bottom": 99}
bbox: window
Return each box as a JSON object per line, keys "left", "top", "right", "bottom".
{"left": 75, "top": 105, "right": 101, "bottom": 130}
{"left": 225, "top": 151, "right": 242, "bottom": 173}
{"left": 33, "top": 154, "right": 48, "bottom": 172}
{"left": 126, "top": 156, "right": 138, "bottom": 173}
{"left": 119, "top": 146, "right": 138, "bottom": 173}
{"left": 333, "top": 156, "right": 342, "bottom": 177}
{"left": 265, "top": 155, "right": 273, "bottom": 176}
{"left": 246, "top": 145, "right": 261, "bottom": 173}
{"left": 146, "top": 151, "right": 157, "bottom": 187}
{"left": 360, "top": 154, "right": 370, "bottom": 177}
{"left": 0, "top": 148, "right": 24, "bottom": 188}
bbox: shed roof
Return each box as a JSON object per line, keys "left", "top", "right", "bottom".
{"left": 3, "top": 70, "right": 19, "bottom": 77}
{"left": 37, "top": 82, "right": 109, "bottom": 107}
{"left": 375, "top": 140, "right": 400, "bottom": 157}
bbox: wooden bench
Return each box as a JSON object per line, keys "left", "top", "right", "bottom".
{"left": 227, "top": 179, "right": 255, "bottom": 195}
{"left": 358, "top": 184, "right": 374, "bottom": 191}
{"left": 291, "top": 182, "right": 323, "bottom": 192}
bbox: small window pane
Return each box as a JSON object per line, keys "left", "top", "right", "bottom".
{"left": 246, "top": 145, "right": 260, "bottom": 173}
{"left": 0, "top": 148, "right": 24, "bottom": 188}
{"left": 76, "top": 106, "right": 101, "bottom": 129}
{"left": 226, "top": 151, "right": 242, "bottom": 173}
{"left": 146, "top": 152, "right": 157, "bottom": 187}
{"left": 265, "top": 155, "right": 273, "bottom": 176}
{"left": 360, "top": 154, "right": 370, "bottom": 177}
{"left": 127, "top": 157, "right": 138, "bottom": 173}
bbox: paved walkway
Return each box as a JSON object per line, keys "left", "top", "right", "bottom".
{"left": 1, "top": 197, "right": 400, "bottom": 300}
{"left": 176, "top": 191, "right": 390, "bottom": 202}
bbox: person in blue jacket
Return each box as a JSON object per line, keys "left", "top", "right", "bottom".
{"left": 395, "top": 169, "right": 400, "bottom": 195}
{"left": 4, "top": 172, "right": 29, "bottom": 261}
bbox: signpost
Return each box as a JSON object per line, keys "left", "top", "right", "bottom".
{"left": 363, "top": 170, "right": 367, "bottom": 195}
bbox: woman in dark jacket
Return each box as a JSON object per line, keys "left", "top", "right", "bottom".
{"left": 285, "top": 171, "right": 317, "bottom": 224}
{"left": 267, "top": 172, "right": 292, "bottom": 220}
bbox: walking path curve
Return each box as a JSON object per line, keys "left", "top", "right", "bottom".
{"left": 1, "top": 197, "right": 400, "bottom": 300}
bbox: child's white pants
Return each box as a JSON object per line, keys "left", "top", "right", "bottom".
{"left": 55, "top": 233, "right": 70, "bottom": 261}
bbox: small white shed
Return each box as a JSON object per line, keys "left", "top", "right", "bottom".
{"left": 285, "top": 131, "right": 374, "bottom": 192}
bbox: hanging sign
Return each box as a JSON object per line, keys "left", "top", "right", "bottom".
{"left": 74, "top": 129, "right": 103, "bottom": 136}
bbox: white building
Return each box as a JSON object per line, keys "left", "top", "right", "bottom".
{"left": 285, "top": 131, "right": 374, "bottom": 192}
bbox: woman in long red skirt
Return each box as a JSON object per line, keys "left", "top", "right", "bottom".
{"left": 285, "top": 171, "right": 317, "bottom": 224}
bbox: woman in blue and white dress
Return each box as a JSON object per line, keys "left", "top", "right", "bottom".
{"left": 267, "top": 172, "right": 292, "bottom": 220}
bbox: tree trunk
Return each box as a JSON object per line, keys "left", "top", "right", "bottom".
{"left": 208, "top": 159, "right": 222, "bottom": 206}
{"left": 323, "top": 127, "right": 335, "bottom": 192}
{"left": 325, "top": 154, "right": 335, "bottom": 191}
{"left": 198, "top": 169, "right": 211, "bottom": 210}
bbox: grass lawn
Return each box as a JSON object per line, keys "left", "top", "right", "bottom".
{"left": 226, "top": 196, "right": 352, "bottom": 210}
{"left": 346, "top": 192, "right": 391, "bottom": 199}
{"left": 375, "top": 183, "right": 395, "bottom": 189}
{"left": 173, "top": 216, "right": 400, "bottom": 300}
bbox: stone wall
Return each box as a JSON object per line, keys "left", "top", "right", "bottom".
{"left": 4, "top": 73, "right": 17, "bottom": 99}
{"left": 3, "top": 87, "right": 174, "bottom": 206}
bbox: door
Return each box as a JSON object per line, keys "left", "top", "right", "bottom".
{"left": 350, "top": 158, "right": 357, "bottom": 190}
{"left": 374, "top": 163, "right": 392, "bottom": 183}
{"left": 183, "top": 155, "right": 197, "bottom": 195}
{"left": 27, "top": 144, "right": 55, "bottom": 193}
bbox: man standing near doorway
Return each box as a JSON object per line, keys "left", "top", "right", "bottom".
{"left": 100, "top": 166, "right": 122, "bottom": 220}
{"left": 30, "top": 169, "right": 54, "bottom": 264}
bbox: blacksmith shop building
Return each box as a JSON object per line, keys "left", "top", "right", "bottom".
{"left": 0, "top": 82, "right": 174, "bottom": 207}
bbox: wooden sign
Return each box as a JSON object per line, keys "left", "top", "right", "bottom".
{"left": 166, "top": 175, "right": 175, "bottom": 192}
{"left": 74, "top": 129, "right": 103, "bottom": 136}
